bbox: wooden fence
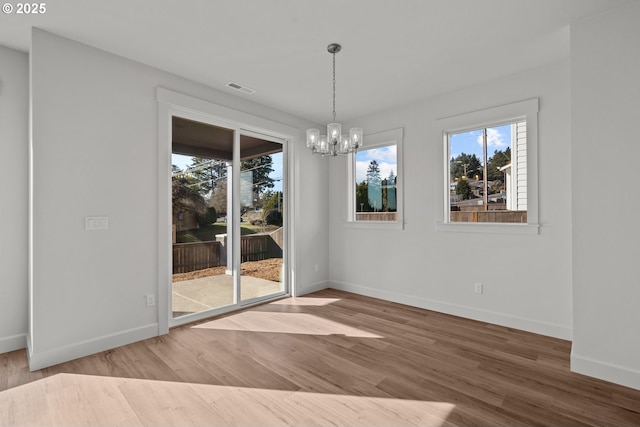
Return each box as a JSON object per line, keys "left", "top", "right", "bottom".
{"left": 173, "top": 231, "right": 283, "bottom": 273}
{"left": 450, "top": 210, "right": 527, "bottom": 223}
{"left": 355, "top": 212, "right": 397, "bottom": 221}
{"left": 173, "top": 241, "right": 222, "bottom": 274}
{"left": 240, "top": 235, "right": 270, "bottom": 262}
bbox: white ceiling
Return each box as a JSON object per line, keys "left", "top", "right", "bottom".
{"left": 0, "top": 0, "right": 629, "bottom": 123}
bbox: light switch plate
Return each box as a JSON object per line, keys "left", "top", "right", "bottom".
{"left": 85, "top": 216, "right": 109, "bottom": 230}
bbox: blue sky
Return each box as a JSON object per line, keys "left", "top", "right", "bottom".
{"left": 450, "top": 124, "right": 511, "bottom": 160}
{"left": 355, "top": 145, "right": 397, "bottom": 184}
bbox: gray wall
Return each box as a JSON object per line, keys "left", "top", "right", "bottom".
{"left": 0, "top": 46, "right": 29, "bottom": 353}
{"left": 570, "top": 1, "right": 640, "bottom": 390}
{"left": 325, "top": 0, "right": 640, "bottom": 390}
{"left": 27, "top": 29, "right": 328, "bottom": 369}
{"left": 328, "top": 59, "right": 573, "bottom": 339}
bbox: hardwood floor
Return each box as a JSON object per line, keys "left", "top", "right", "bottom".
{"left": 1, "top": 289, "right": 639, "bottom": 426}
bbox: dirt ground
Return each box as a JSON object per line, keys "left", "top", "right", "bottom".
{"left": 173, "top": 258, "right": 283, "bottom": 283}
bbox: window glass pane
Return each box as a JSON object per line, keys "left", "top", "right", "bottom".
{"left": 449, "top": 122, "right": 526, "bottom": 223}
{"left": 355, "top": 144, "right": 397, "bottom": 222}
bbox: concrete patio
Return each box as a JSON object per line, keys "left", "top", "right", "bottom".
{"left": 172, "top": 273, "right": 283, "bottom": 317}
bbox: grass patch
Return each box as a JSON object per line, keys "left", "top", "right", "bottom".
{"left": 176, "top": 222, "right": 279, "bottom": 243}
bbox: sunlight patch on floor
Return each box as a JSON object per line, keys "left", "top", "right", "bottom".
{"left": 192, "top": 311, "right": 383, "bottom": 338}
{"left": 0, "top": 373, "right": 456, "bottom": 426}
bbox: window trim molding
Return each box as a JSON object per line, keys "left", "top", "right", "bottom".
{"left": 346, "top": 127, "right": 404, "bottom": 230}
{"left": 435, "top": 98, "right": 539, "bottom": 234}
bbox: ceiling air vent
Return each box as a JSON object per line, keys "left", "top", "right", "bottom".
{"left": 226, "top": 81, "right": 256, "bottom": 95}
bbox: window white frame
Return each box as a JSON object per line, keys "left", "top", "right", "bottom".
{"left": 435, "top": 99, "right": 539, "bottom": 234}
{"left": 346, "top": 127, "right": 404, "bottom": 230}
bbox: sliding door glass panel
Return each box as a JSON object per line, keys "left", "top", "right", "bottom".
{"left": 171, "top": 117, "right": 236, "bottom": 318}
{"left": 239, "top": 134, "right": 285, "bottom": 303}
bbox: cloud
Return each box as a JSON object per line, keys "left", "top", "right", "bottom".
{"left": 477, "top": 128, "right": 508, "bottom": 148}
{"left": 361, "top": 145, "right": 396, "bottom": 163}
{"left": 355, "top": 145, "right": 398, "bottom": 183}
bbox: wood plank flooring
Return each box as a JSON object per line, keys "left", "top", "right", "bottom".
{"left": 1, "top": 289, "right": 639, "bottom": 426}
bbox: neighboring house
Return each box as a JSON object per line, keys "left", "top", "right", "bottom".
{"left": 499, "top": 120, "right": 528, "bottom": 211}
{"left": 499, "top": 163, "right": 513, "bottom": 210}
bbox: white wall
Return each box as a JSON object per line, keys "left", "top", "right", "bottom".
{"left": 28, "top": 29, "right": 328, "bottom": 369}
{"left": 570, "top": 1, "right": 640, "bottom": 390}
{"left": 328, "top": 59, "right": 573, "bottom": 340}
{"left": 0, "top": 46, "right": 29, "bottom": 353}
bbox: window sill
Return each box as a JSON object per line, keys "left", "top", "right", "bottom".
{"left": 435, "top": 222, "right": 539, "bottom": 235}
{"left": 345, "top": 221, "right": 404, "bottom": 230}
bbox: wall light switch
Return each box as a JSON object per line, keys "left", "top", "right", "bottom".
{"left": 85, "top": 216, "right": 109, "bottom": 230}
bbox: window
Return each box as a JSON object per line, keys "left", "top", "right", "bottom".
{"left": 436, "top": 99, "right": 539, "bottom": 234}
{"left": 347, "top": 128, "right": 403, "bottom": 229}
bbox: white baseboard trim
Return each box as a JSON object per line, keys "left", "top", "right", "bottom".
{"left": 571, "top": 352, "right": 640, "bottom": 391}
{"left": 330, "top": 281, "right": 573, "bottom": 340}
{"left": 0, "top": 333, "right": 27, "bottom": 354}
{"left": 27, "top": 323, "right": 159, "bottom": 371}
{"left": 295, "top": 280, "right": 330, "bottom": 297}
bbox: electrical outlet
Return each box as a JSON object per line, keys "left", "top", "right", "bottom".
{"left": 474, "top": 283, "right": 483, "bottom": 294}
{"left": 145, "top": 294, "right": 155, "bottom": 307}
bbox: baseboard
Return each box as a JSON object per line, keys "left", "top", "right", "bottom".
{"left": 27, "top": 323, "right": 159, "bottom": 371}
{"left": 295, "top": 280, "right": 330, "bottom": 297}
{"left": 0, "top": 333, "right": 27, "bottom": 354}
{"left": 330, "top": 281, "right": 573, "bottom": 340}
{"left": 571, "top": 352, "right": 640, "bottom": 391}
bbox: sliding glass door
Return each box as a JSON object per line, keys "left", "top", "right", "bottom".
{"left": 169, "top": 117, "right": 287, "bottom": 323}
{"left": 239, "top": 131, "right": 285, "bottom": 304}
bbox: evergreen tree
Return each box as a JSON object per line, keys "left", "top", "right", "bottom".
{"left": 188, "top": 157, "right": 225, "bottom": 196}
{"left": 455, "top": 179, "right": 473, "bottom": 200}
{"left": 242, "top": 155, "right": 275, "bottom": 197}
{"left": 386, "top": 170, "right": 397, "bottom": 211}
{"left": 355, "top": 181, "right": 370, "bottom": 212}
{"left": 450, "top": 153, "right": 482, "bottom": 179}
{"left": 366, "top": 160, "right": 382, "bottom": 211}
{"left": 487, "top": 147, "right": 511, "bottom": 181}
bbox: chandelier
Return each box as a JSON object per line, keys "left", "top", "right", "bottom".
{"left": 306, "top": 43, "right": 363, "bottom": 156}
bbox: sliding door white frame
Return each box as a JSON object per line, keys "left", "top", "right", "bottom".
{"left": 156, "top": 88, "right": 296, "bottom": 334}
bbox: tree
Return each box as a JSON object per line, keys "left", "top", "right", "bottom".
{"left": 172, "top": 179, "right": 206, "bottom": 217}
{"left": 385, "top": 170, "right": 397, "bottom": 211}
{"left": 356, "top": 181, "right": 372, "bottom": 212}
{"left": 182, "top": 154, "right": 276, "bottom": 213}
{"left": 450, "top": 153, "right": 482, "bottom": 179}
{"left": 355, "top": 181, "right": 370, "bottom": 212}
{"left": 209, "top": 177, "right": 227, "bottom": 216}
{"left": 486, "top": 147, "right": 511, "bottom": 181}
{"left": 366, "top": 160, "right": 382, "bottom": 211}
{"left": 262, "top": 191, "right": 282, "bottom": 212}
{"left": 455, "top": 179, "right": 473, "bottom": 200}
{"left": 187, "top": 157, "right": 226, "bottom": 196}
{"left": 242, "top": 155, "right": 275, "bottom": 197}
